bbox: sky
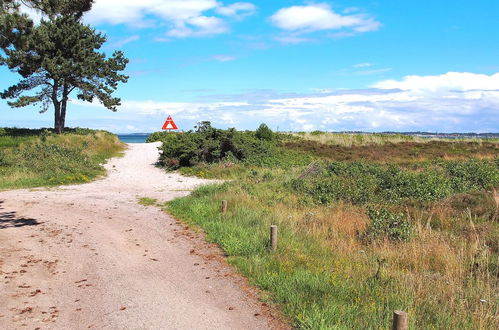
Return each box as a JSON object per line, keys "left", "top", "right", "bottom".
{"left": 1, "top": 0, "right": 498, "bottom": 133}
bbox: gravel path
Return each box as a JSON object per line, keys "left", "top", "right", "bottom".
{"left": 0, "top": 143, "right": 285, "bottom": 330}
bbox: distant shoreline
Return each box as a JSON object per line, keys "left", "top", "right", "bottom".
{"left": 115, "top": 131, "right": 499, "bottom": 143}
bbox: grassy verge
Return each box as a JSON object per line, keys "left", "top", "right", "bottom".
{"left": 0, "top": 127, "right": 125, "bottom": 190}
{"left": 154, "top": 126, "right": 498, "bottom": 329}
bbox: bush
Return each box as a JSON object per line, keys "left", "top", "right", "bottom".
{"left": 152, "top": 122, "right": 280, "bottom": 169}
{"left": 255, "top": 123, "right": 274, "bottom": 141}
{"left": 442, "top": 159, "right": 499, "bottom": 191}
{"left": 292, "top": 160, "right": 498, "bottom": 206}
{"left": 360, "top": 207, "right": 413, "bottom": 242}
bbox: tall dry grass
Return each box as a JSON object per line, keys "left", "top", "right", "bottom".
{"left": 291, "top": 132, "right": 496, "bottom": 147}
{"left": 168, "top": 171, "right": 498, "bottom": 328}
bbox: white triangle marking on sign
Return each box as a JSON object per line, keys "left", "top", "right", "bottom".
{"left": 166, "top": 123, "right": 173, "bottom": 129}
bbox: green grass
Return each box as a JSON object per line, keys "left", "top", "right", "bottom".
{"left": 0, "top": 128, "right": 125, "bottom": 190}
{"left": 167, "top": 174, "right": 498, "bottom": 329}
{"left": 138, "top": 197, "right": 158, "bottom": 206}
{"left": 152, "top": 127, "right": 498, "bottom": 329}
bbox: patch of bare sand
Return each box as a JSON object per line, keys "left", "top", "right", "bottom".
{"left": 0, "top": 142, "right": 287, "bottom": 330}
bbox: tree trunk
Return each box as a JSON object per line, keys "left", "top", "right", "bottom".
{"left": 53, "top": 101, "right": 63, "bottom": 134}
{"left": 60, "top": 84, "right": 69, "bottom": 133}
{"left": 52, "top": 80, "right": 63, "bottom": 133}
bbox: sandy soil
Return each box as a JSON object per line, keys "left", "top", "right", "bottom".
{"left": 0, "top": 142, "right": 287, "bottom": 330}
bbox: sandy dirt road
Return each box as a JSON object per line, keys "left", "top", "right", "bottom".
{"left": 0, "top": 143, "right": 285, "bottom": 330}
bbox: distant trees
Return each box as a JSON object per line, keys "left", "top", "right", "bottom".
{"left": 0, "top": 0, "right": 128, "bottom": 133}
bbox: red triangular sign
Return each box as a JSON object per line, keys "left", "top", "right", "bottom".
{"left": 162, "top": 115, "right": 178, "bottom": 130}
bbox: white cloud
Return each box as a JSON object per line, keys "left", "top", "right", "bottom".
{"left": 354, "top": 62, "right": 372, "bottom": 68}
{"left": 166, "top": 16, "right": 228, "bottom": 37}
{"left": 216, "top": 2, "right": 257, "bottom": 17}
{"left": 108, "top": 35, "right": 140, "bottom": 48}
{"left": 212, "top": 55, "right": 237, "bottom": 62}
{"left": 270, "top": 3, "right": 380, "bottom": 39}
{"left": 18, "top": 3, "right": 44, "bottom": 24}
{"left": 343, "top": 7, "right": 359, "bottom": 14}
{"left": 69, "top": 72, "right": 499, "bottom": 133}
{"left": 373, "top": 72, "right": 499, "bottom": 93}
{"left": 274, "top": 34, "right": 314, "bottom": 45}
{"left": 353, "top": 68, "right": 392, "bottom": 76}
{"left": 335, "top": 64, "right": 391, "bottom": 77}
{"left": 84, "top": 0, "right": 256, "bottom": 38}
{"left": 126, "top": 125, "right": 139, "bottom": 131}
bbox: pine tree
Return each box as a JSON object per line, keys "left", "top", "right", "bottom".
{"left": 0, "top": 0, "right": 128, "bottom": 133}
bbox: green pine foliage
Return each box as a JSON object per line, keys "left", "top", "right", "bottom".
{"left": 255, "top": 123, "right": 274, "bottom": 141}
{"left": 0, "top": 1, "right": 127, "bottom": 133}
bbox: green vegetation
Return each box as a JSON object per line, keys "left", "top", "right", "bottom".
{"left": 138, "top": 197, "right": 158, "bottom": 206}
{"left": 0, "top": 127, "right": 124, "bottom": 190}
{"left": 147, "top": 121, "right": 313, "bottom": 171}
{"left": 153, "top": 124, "right": 498, "bottom": 329}
{"left": 291, "top": 160, "right": 498, "bottom": 205}
{"left": 285, "top": 139, "right": 498, "bottom": 165}
{"left": 293, "top": 131, "right": 499, "bottom": 147}
{"left": 1, "top": 1, "right": 128, "bottom": 133}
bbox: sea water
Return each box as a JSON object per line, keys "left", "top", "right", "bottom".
{"left": 117, "top": 133, "right": 150, "bottom": 143}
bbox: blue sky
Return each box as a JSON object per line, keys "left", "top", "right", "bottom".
{"left": 1, "top": 0, "right": 498, "bottom": 133}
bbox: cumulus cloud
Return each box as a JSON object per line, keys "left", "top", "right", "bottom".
{"left": 70, "top": 72, "right": 499, "bottom": 133}
{"left": 373, "top": 72, "right": 499, "bottom": 92}
{"left": 166, "top": 16, "right": 228, "bottom": 37}
{"left": 271, "top": 3, "right": 380, "bottom": 43}
{"left": 84, "top": 0, "right": 256, "bottom": 38}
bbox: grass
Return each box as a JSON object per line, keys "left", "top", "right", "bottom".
{"left": 138, "top": 197, "right": 158, "bottom": 206}
{"left": 167, "top": 174, "right": 498, "bottom": 329}
{"left": 291, "top": 131, "right": 429, "bottom": 147}
{"left": 156, "top": 128, "right": 498, "bottom": 329}
{"left": 292, "top": 131, "right": 499, "bottom": 147}
{"left": 0, "top": 127, "right": 125, "bottom": 190}
{"left": 284, "top": 139, "right": 498, "bottom": 165}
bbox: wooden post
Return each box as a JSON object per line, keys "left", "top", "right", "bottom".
{"left": 221, "top": 200, "right": 228, "bottom": 213}
{"left": 392, "top": 311, "right": 408, "bottom": 330}
{"left": 270, "top": 225, "right": 277, "bottom": 251}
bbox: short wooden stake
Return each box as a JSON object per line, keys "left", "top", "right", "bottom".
{"left": 221, "top": 200, "right": 228, "bottom": 213}
{"left": 270, "top": 225, "right": 277, "bottom": 251}
{"left": 392, "top": 310, "right": 408, "bottom": 330}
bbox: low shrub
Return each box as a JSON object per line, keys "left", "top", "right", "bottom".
{"left": 442, "top": 159, "right": 499, "bottom": 191}
{"left": 360, "top": 207, "right": 413, "bottom": 242}
{"left": 149, "top": 122, "right": 311, "bottom": 169}
{"left": 292, "top": 160, "right": 498, "bottom": 205}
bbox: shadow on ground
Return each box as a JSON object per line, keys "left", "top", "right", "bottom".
{"left": 0, "top": 200, "right": 40, "bottom": 229}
